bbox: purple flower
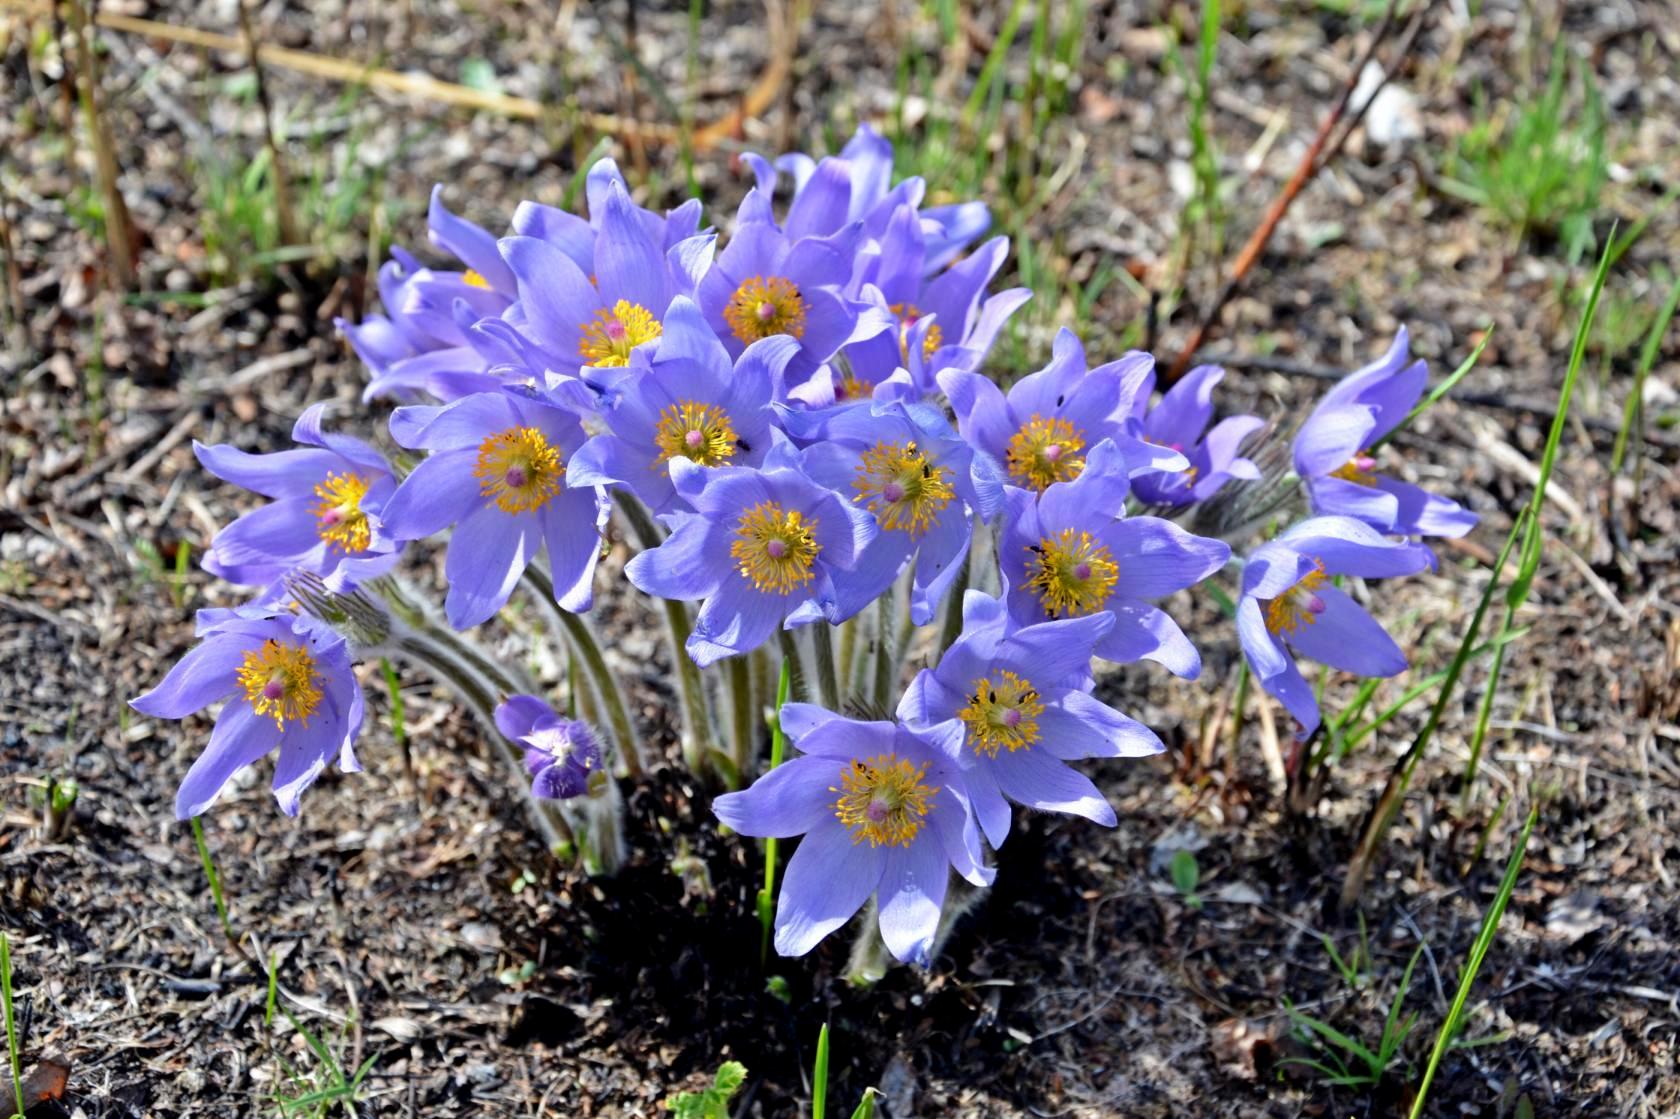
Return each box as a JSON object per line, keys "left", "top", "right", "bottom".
{"left": 713, "top": 709, "right": 992, "bottom": 963}
{"left": 940, "top": 328, "right": 1188, "bottom": 494}
{"left": 1126, "top": 364, "right": 1263, "bottom": 506}
{"left": 624, "top": 448, "right": 878, "bottom": 666}
{"left": 898, "top": 593, "right": 1161, "bottom": 847}
{"left": 338, "top": 187, "right": 515, "bottom": 403}
{"left": 695, "top": 188, "right": 891, "bottom": 404}
{"left": 194, "top": 403, "right": 402, "bottom": 593}
{"left": 832, "top": 204, "right": 1030, "bottom": 403}
{"left": 495, "top": 695, "right": 603, "bottom": 800}
{"left": 380, "top": 388, "right": 609, "bottom": 629}
{"left": 783, "top": 400, "right": 1002, "bottom": 624}
{"left": 1236, "top": 515, "right": 1436, "bottom": 738}
{"left": 499, "top": 175, "right": 716, "bottom": 385}
{"left": 744, "top": 124, "right": 991, "bottom": 273}
{"left": 131, "top": 607, "right": 364, "bottom": 817}
{"left": 1292, "top": 327, "right": 1477, "bottom": 538}
{"left": 567, "top": 297, "right": 797, "bottom": 514}
{"left": 510, "top": 157, "right": 704, "bottom": 277}
{"left": 997, "top": 440, "right": 1231, "bottom": 678}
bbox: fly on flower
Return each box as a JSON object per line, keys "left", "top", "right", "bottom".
{"left": 712, "top": 709, "right": 992, "bottom": 964}
{"left": 130, "top": 607, "right": 364, "bottom": 817}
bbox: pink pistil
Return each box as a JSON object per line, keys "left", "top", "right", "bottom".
{"left": 1001, "top": 708, "right": 1022, "bottom": 728}
{"left": 605, "top": 319, "right": 627, "bottom": 341}
{"left": 881, "top": 481, "right": 906, "bottom": 503}
{"left": 766, "top": 539, "right": 788, "bottom": 559}
{"left": 1042, "top": 444, "right": 1064, "bottom": 462}
{"left": 684, "top": 429, "right": 705, "bottom": 449}
{"left": 756, "top": 301, "right": 777, "bottom": 323}
{"left": 1074, "top": 562, "right": 1092, "bottom": 581}
{"left": 262, "top": 678, "right": 286, "bottom": 701}
{"left": 504, "top": 466, "right": 529, "bottom": 488}
{"left": 1306, "top": 595, "right": 1327, "bottom": 615}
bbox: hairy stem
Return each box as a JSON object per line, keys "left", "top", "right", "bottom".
{"left": 810, "top": 623, "right": 840, "bottom": 712}
{"left": 727, "top": 655, "right": 755, "bottom": 784}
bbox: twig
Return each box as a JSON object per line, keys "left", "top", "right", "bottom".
{"left": 1164, "top": 0, "right": 1427, "bottom": 384}
{"left": 65, "top": 0, "right": 136, "bottom": 289}
{"left": 235, "top": 0, "right": 300, "bottom": 248}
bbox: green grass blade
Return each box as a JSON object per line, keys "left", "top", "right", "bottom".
{"left": 1611, "top": 268, "right": 1680, "bottom": 474}
{"left": 1408, "top": 805, "right": 1539, "bottom": 1119}
{"left": 379, "top": 657, "right": 407, "bottom": 747}
{"left": 3, "top": 933, "right": 23, "bottom": 1119}
{"left": 190, "top": 816, "right": 235, "bottom": 941}
{"left": 759, "top": 659, "right": 793, "bottom": 965}
{"left": 812, "top": 1022, "right": 830, "bottom": 1119}
{"left": 959, "top": 0, "right": 1027, "bottom": 135}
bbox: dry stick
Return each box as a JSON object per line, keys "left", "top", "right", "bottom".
{"left": 10, "top": 1, "right": 791, "bottom": 152}
{"left": 1163, "top": 0, "right": 1424, "bottom": 385}
{"left": 65, "top": 0, "right": 136, "bottom": 289}
{"left": 235, "top": 0, "right": 299, "bottom": 249}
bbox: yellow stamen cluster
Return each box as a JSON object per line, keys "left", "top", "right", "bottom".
{"left": 836, "top": 369, "right": 873, "bottom": 401}
{"left": 723, "top": 275, "right": 806, "bottom": 343}
{"left": 1264, "top": 559, "right": 1330, "bottom": 636}
{"left": 958, "top": 670, "right": 1045, "bottom": 758}
{"left": 653, "top": 401, "right": 739, "bottom": 467}
{"left": 474, "top": 426, "right": 565, "bottom": 514}
{"left": 833, "top": 753, "right": 938, "bottom": 847}
{"left": 890, "top": 302, "right": 943, "bottom": 362}
{"left": 578, "top": 300, "right": 662, "bottom": 367}
{"left": 311, "top": 472, "right": 373, "bottom": 553}
{"left": 237, "top": 639, "right": 324, "bottom": 729}
{"left": 462, "top": 270, "right": 491, "bottom": 290}
{"left": 1026, "top": 529, "right": 1120, "bottom": 618}
{"left": 1005, "top": 415, "right": 1086, "bottom": 491}
{"left": 851, "top": 441, "right": 955, "bottom": 537}
{"left": 730, "top": 502, "right": 820, "bottom": 594}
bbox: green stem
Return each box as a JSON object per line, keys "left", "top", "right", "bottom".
{"left": 871, "top": 592, "right": 894, "bottom": 712}
{"left": 935, "top": 550, "right": 971, "bottom": 656}
{"left": 779, "top": 629, "right": 813, "bottom": 704}
{"left": 811, "top": 623, "right": 840, "bottom": 711}
{"left": 837, "top": 615, "right": 859, "bottom": 699}
{"left": 728, "top": 655, "right": 755, "bottom": 784}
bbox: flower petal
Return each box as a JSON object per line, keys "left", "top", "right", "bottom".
{"left": 175, "top": 703, "right": 281, "bottom": 819}
{"left": 712, "top": 754, "right": 837, "bottom": 837}
{"left": 443, "top": 506, "right": 541, "bottom": 628}
{"left": 876, "top": 837, "right": 949, "bottom": 965}
{"left": 773, "top": 822, "right": 883, "bottom": 957}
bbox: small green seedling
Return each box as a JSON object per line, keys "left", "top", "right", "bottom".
{"left": 664, "top": 1060, "right": 747, "bottom": 1119}
{"left": 1169, "top": 849, "right": 1204, "bottom": 910}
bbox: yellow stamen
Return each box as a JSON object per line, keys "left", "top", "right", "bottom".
{"left": 958, "top": 670, "right": 1046, "bottom": 758}
{"left": 1330, "top": 449, "right": 1378, "bottom": 487}
{"left": 237, "top": 639, "right": 324, "bottom": 729}
{"left": 1264, "top": 559, "right": 1330, "bottom": 636}
{"left": 724, "top": 275, "right": 806, "bottom": 344}
{"left": 311, "top": 472, "right": 373, "bottom": 553}
{"left": 1026, "top": 529, "right": 1119, "bottom": 618}
{"left": 836, "top": 369, "right": 873, "bottom": 401}
{"left": 730, "top": 502, "right": 820, "bottom": 594}
{"left": 851, "top": 440, "right": 955, "bottom": 537}
{"left": 578, "top": 300, "right": 662, "bottom": 367}
{"left": 474, "top": 426, "right": 565, "bottom": 514}
{"left": 1005, "top": 415, "right": 1086, "bottom": 491}
{"left": 890, "top": 302, "right": 943, "bottom": 362}
{"left": 653, "top": 401, "right": 739, "bottom": 467}
{"left": 462, "top": 270, "right": 490, "bottom": 290}
{"left": 833, "top": 753, "right": 938, "bottom": 847}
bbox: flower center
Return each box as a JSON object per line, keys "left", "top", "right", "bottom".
{"left": 832, "top": 753, "right": 938, "bottom": 847}
{"left": 578, "top": 299, "right": 662, "bottom": 367}
{"left": 730, "top": 501, "right": 820, "bottom": 594}
{"left": 462, "top": 270, "right": 491, "bottom": 290}
{"left": 890, "top": 302, "right": 943, "bottom": 362}
{"left": 836, "top": 369, "right": 873, "bottom": 401}
{"left": 958, "top": 670, "right": 1046, "bottom": 758}
{"left": 1005, "top": 415, "right": 1086, "bottom": 491}
{"left": 474, "top": 425, "right": 565, "bottom": 514}
{"left": 1026, "top": 528, "right": 1119, "bottom": 618}
{"left": 653, "top": 401, "right": 739, "bottom": 467}
{"left": 311, "top": 472, "right": 373, "bottom": 553}
{"left": 724, "top": 276, "right": 806, "bottom": 343}
{"left": 1330, "top": 449, "right": 1379, "bottom": 486}
{"left": 851, "top": 440, "right": 956, "bottom": 538}
{"left": 1264, "top": 559, "right": 1330, "bottom": 636}
{"left": 236, "top": 638, "right": 323, "bottom": 729}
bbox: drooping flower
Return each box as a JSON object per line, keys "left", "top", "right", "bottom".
{"left": 194, "top": 403, "right": 402, "bottom": 593}
{"left": 130, "top": 607, "right": 364, "bottom": 817}
{"left": 495, "top": 695, "right": 603, "bottom": 800}
{"left": 898, "top": 592, "right": 1161, "bottom": 847}
{"left": 567, "top": 296, "right": 797, "bottom": 514}
{"left": 624, "top": 448, "right": 877, "bottom": 666}
{"left": 1292, "top": 327, "right": 1477, "bottom": 538}
{"left": 782, "top": 400, "right": 1002, "bottom": 624}
{"left": 1125, "top": 363, "right": 1264, "bottom": 506}
{"left": 712, "top": 709, "right": 992, "bottom": 963}
{"left": 941, "top": 328, "right": 1188, "bottom": 494}
{"left": 497, "top": 175, "right": 716, "bottom": 384}
{"left": 380, "top": 388, "right": 609, "bottom": 629}
{"left": 1236, "top": 515, "right": 1436, "bottom": 738}
{"left": 997, "top": 440, "right": 1231, "bottom": 677}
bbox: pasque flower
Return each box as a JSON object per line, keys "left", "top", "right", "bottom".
{"left": 130, "top": 607, "right": 364, "bottom": 817}
{"left": 898, "top": 593, "right": 1162, "bottom": 847}
{"left": 1292, "top": 327, "right": 1477, "bottom": 538}
{"left": 495, "top": 695, "right": 603, "bottom": 800}
{"left": 567, "top": 296, "right": 797, "bottom": 514}
{"left": 380, "top": 388, "right": 609, "bottom": 629}
{"left": 997, "top": 440, "right": 1231, "bottom": 678}
{"left": 1236, "top": 515, "right": 1436, "bottom": 737}
{"left": 941, "top": 328, "right": 1187, "bottom": 493}
{"left": 713, "top": 708, "right": 992, "bottom": 963}
{"left": 194, "top": 403, "right": 402, "bottom": 594}
{"left": 624, "top": 447, "right": 878, "bottom": 665}
{"left": 1126, "top": 363, "right": 1263, "bottom": 506}
{"left": 783, "top": 400, "right": 1002, "bottom": 624}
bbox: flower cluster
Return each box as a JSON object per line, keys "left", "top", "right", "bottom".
{"left": 137, "top": 127, "right": 1474, "bottom": 966}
